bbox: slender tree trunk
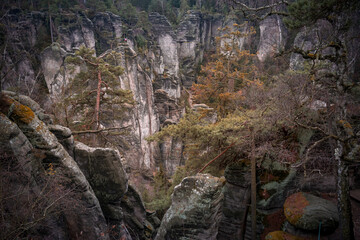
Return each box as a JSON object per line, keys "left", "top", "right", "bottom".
{"left": 95, "top": 70, "right": 102, "bottom": 129}
{"left": 335, "top": 141, "right": 355, "bottom": 240}
{"left": 48, "top": 2, "right": 53, "bottom": 43}
{"left": 250, "top": 127, "right": 256, "bottom": 240}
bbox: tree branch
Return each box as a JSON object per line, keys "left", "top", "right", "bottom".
{"left": 198, "top": 142, "right": 236, "bottom": 173}
{"left": 229, "top": 0, "right": 289, "bottom": 12}
{"left": 72, "top": 126, "right": 129, "bottom": 135}
{"left": 292, "top": 135, "right": 333, "bottom": 168}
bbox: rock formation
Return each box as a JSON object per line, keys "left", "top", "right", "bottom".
{"left": 0, "top": 8, "right": 289, "bottom": 177}
{"left": 0, "top": 92, "right": 156, "bottom": 239}
{"left": 284, "top": 192, "right": 339, "bottom": 232}
{"left": 155, "top": 174, "right": 224, "bottom": 240}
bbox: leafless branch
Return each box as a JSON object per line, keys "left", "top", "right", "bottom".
{"left": 292, "top": 135, "right": 333, "bottom": 168}
{"left": 198, "top": 142, "right": 236, "bottom": 173}
{"left": 229, "top": 0, "right": 289, "bottom": 12}
{"left": 72, "top": 126, "right": 129, "bottom": 135}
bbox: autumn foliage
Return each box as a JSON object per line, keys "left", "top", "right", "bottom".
{"left": 192, "top": 23, "right": 262, "bottom": 116}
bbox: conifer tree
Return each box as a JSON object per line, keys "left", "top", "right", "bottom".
{"left": 192, "top": 23, "right": 260, "bottom": 116}
{"left": 64, "top": 46, "right": 134, "bottom": 132}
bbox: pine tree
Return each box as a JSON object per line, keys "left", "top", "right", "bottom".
{"left": 64, "top": 46, "right": 134, "bottom": 132}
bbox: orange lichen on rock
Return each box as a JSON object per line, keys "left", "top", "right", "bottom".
{"left": 284, "top": 192, "right": 309, "bottom": 226}
{"left": 11, "top": 101, "right": 35, "bottom": 124}
{"left": 265, "top": 231, "right": 306, "bottom": 240}
{"left": 0, "top": 94, "right": 35, "bottom": 124}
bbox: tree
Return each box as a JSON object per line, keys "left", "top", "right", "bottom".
{"left": 64, "top": 46, "right": 134, "bottom": 133}
{"left": 284, "top": 0, "right": 356, "bottom": 29}
{"left": 192, "top": 23, "right": 259, "bottom": 116}
{"left": 282, "top": 1, "right": 359, "bottom": 239}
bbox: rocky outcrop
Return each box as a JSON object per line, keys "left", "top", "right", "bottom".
{"left": 257, "top": 159, "right": 297, "bottom": 210}
{"left": 155, "top": 174, "right": 224, "bottom": 240}
{"left": 289, "top": 19, "right": 335, "bottom": 71}
{"left": 73, "top": 141, "right": 128, "bottom": 204}
{"left": 284, "top": 192, "right": 339, "bottom": 232}
{"left": 0, "top": 92, "right": 158, "bottom": 239}
{"left": 257, "top": 15, "right": 288, "bottom": 62}
{"left": 58, "top": 12, "right": 95, "bottom": 52}
{"left": 149, "top": 12, "right": 181, "bottom": 98}
{"left": 0, "top": 93, "right": 109, "bottom": 239}
{"left": 0, "top": 8, "right": 292, "bottom": 179}
{"left": 48, "top": 124, "right": 74, "bottom": 157}
{"left": 217, "top": 162, "right": 251, "bottom": 240}
{"left": 120, "top": 185, "right": 160, "bottom": 239}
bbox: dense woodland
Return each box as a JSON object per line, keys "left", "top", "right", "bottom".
{"left": 0, "top": 0, "right": 360, "bottom": 239}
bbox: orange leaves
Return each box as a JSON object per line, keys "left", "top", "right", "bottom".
{"left": 191, "top": 23, "right": 260, "bottom": 116}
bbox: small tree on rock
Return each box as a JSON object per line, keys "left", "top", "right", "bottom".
{"left": 64, "top": 46, "right": 134, "bottom": 132}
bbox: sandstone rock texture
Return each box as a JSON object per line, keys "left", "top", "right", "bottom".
{"left": 0, "top": 93, "right": 109, "bottom": 239}
{"left": 217, "top": 162, "right": 251, "bottom": 240}
{"left": 155, "top": 174, "right": 224, "bottom": 240}
{"left": 0, "top": 7, "right": 293, "bottom": 178}
{"left": 284, "top": 192, "right": 339, "bottom": 232}
{"left": 0, "top": 92, "right": 156, "bottom": 240}
{"left": 265, "top": 231, "right": 306, "bottom": 240}
{"left": 74, "top": 141, "right": 128, "bottom": 204}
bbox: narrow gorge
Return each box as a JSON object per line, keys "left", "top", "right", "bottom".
{"left": 1, "top": 0, "right": 359, "bottom": 239}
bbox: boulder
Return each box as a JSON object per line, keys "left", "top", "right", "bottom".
{"left": 284, "top": 192, "right": 339, "bottom": 232}
{"left": 155, "top": 174, "right": 224, "bottom": 240}
{"left": 265, "top": 231, "right": 306, "bottom": 240}
{"left": 74, "top": 141, "right": 128, "bottom": 204}
{"left": 48, "top": 124, "right": 74, "bottom": 157}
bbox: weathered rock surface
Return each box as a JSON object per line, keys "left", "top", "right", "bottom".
{"left": 284, "top": 192, "right": 339, "bottom": 232}
{"left": 0, "top": 8, "right": 292, "bottom": 179}
{"left": 120, "top": 185, "right": 160, "bottom": 239}
{"left": 74, "top": 141, "right": 128, "bottom": 204}
{"left": 0, "top": 93, "right": 109, "bottom": 239}
{"left": 0, "top": 92, "right": 162, "bottom": 239}
{"left": 218, "top": 162, "right": 251, "bottom": 240}
{"left": 155, "top": 174, "right": 224, "bottom": 240}
{"left": 257, "top": 15, "right": 288, "bottom": 62}
{"left": 48, "top": 124, "right": 74, "bottom": 157}
{"left": 265, "top": 231, "right": 306, "bottom": 240}
{"left": 258, "top": 160, "right": 297, "bottom": 210}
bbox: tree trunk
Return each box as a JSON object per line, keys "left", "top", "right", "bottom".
{"left": 335, "top": 141, "right": 355, "bottom": 240}
{"left": 95, "top": 70, "right": 102, "bottom": 129}
{"left": 250, "top": 128, "right": 256, "bottom": 240}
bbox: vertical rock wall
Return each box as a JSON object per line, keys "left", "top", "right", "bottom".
{"left": 1, "top": 9, "right": 290, "bottom": 175}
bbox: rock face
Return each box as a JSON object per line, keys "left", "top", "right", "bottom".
{"left": 284, "top": 192, "right": 339, "bottom": 232}
{"left": 0, "top": 93, "right": 109, "bottom": 239}
{"left": 257, "top": 15, "right": 288, "bottom": 62}
{"left": 217, "top": 162, "right": 251, "bottom": 240}
{"left": 73, "top": 141, "right": 128, "bottom": 204}
{"left": 0, "top": 92, "right": 157, "bottom": 240}
{"left": 155, "top": 174, "right": 224, "bottom": 240}
{"left": 257, "top": 160, "right": 297, "bottom": 210}
{"left": 120, "top": 185, "right": 160, "bottom": 239}
{"left": 0, "top": 7, "right": 294, "bottom": 178}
